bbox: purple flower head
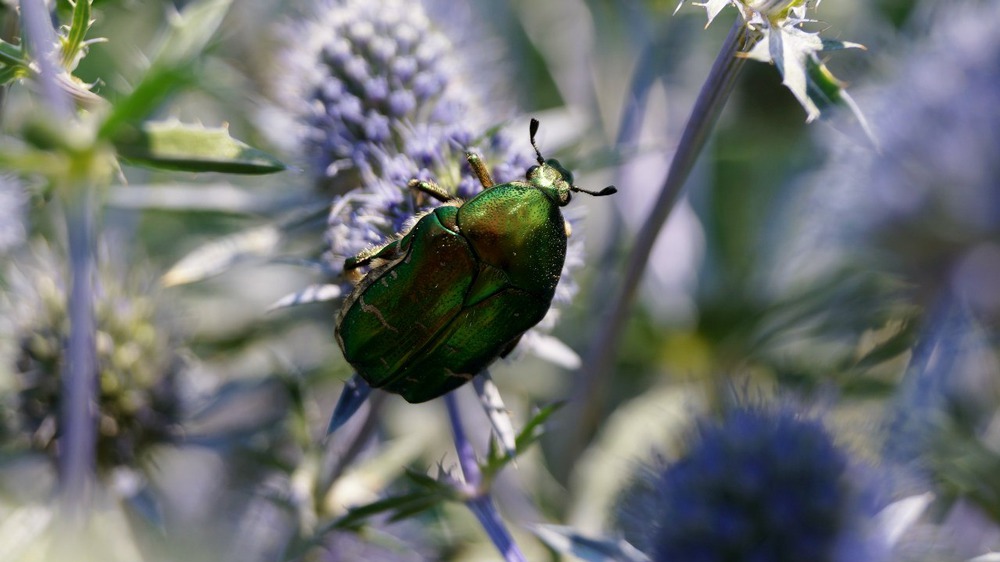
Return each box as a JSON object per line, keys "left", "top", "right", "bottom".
{"left": 777, "top": 2, "right": 1000, "bottom": 319}
{"left": 615, "top": 404, "right": 886, "bottom": 562}
{"left": 277, "top": 0, "right": 588, "bottom": 350}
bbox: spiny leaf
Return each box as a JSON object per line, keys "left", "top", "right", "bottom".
{"left": 331, "top": 482, "right": 455, "bottom": 531}
{"left": 514, "top": 402, "right": 563, "bottom": 453}
{"left": 484, "top": 402, "right": 564, "bottom": 476}
{"left": 0, "top": 39, "right": 27, "bottom": 68}
{"left": 326, "top": 374, "right": 372, "bottom": 435}
{"left": 686, "top": 0, "right": 732, "bottom": 26}
{"left": 267, "top": 284, "right": 343, "bottom": 312}
{"left": 114, "top": 121, "right": 285, "bottom": 174}
{"left": 402, "top": 469, "right": 458, "bottom": 495}
{"left": 474, "top": 372, "right": 517, "bottom": 459}
{"left": 764, "top": 24, "right": 825, "bottom": 121}
{"left": 98, "top": 0, "right": 233, "bottom": 138}
{"left": 61, "top": 0, "right": 93, "bottom": 69}
{"left": 531, "top": 525, "right": 650, "bottom": 562}
{"left": 161, "top": 224, "right": 281, "bottom": 287}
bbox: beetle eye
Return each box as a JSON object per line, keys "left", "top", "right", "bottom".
{"left": 526, "top": 165, "right": 539, "bottom": 179}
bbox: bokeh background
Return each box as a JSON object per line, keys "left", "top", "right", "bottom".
{"left": 2, "top": 0, "right": 999, "bottom": 560}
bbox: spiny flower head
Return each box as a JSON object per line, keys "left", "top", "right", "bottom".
{"left": 616, "top": 404, "right": 883, "bottom": 562}
{"left": 276, "top": 0, "right": 587, "bottom": 338}
{"left": 0, "top": 240, "right": 184, "bottom": 471}
{"left": 679, "top": 0, "right": 868, "bottom": 130}
{"left": 860, "top": 2, "right": 1000, "bottom": 301}
{"left": 787, "top": 1, "right": 1000, "bottom": 319}
{"left": 272, "top": 0, "right": 525, "bottom": 190}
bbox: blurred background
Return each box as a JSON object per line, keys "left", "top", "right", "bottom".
{"left": 2, "top": 0, "right": 999, "bottom": 560}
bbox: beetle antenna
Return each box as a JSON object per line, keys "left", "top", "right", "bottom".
{"left": 529, "top": 118, "right": 545, "bottom": 165}
{"left": 571, "top": 185, "right": 617, "bottom": 197}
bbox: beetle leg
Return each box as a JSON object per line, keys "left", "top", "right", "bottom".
{"left": 344, "top": 238, "right": 406, "bottom": 271}
{"left": 466, "top": 152, "right": 494, "bottom": 190}
{"left": 407, "top": 179, "right": 454, "bottom": 203}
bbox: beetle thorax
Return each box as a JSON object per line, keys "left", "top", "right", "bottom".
{"left": 457, "top": 184, "right": 568, "bottom": 294}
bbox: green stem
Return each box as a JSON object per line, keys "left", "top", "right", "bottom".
{"left": 559, "top": 17, "right": 751, "bottom": 476}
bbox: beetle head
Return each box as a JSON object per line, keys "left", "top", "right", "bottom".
{"left": 527, "top": 118, "right": 617, "bottom": 206}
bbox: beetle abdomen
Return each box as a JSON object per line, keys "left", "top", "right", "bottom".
{"left": 382, "top": 278, "right": 554, "bottom": 403}
{"left": 336, "top": 206, "right": 476, "bottom": 388}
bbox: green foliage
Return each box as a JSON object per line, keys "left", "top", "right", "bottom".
{"left": 2, "top": 0, "right": 997, "bottom": 560}
{"left": 113, "top": 121, "right": 286, "bottom": 174}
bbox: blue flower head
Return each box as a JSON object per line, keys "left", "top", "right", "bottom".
{"left": 778, "top": 2, "right": 1000, "bottom": 318}
{"left": 616, "top": 404, "right": 884, "bottom": 562}
{"left": 276, "top": 0, "right": 587, "bottom": 341}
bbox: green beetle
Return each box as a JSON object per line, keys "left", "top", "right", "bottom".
{"left": 335, "top": 119, "right": 616, "bottom": 403}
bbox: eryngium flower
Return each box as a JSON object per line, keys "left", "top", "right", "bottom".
{"left": 276, "top": 0, "right": 584, "bottom": 339}
{"left": 780, "top": 1, "right": 1000, "bottom": 318}
{"left": 883, "top": 302, "right": 1000, "bottom": 542}
{"left": 0, "top": 240, "right": 184, "bottom": 471}
{"left": 272, "top": 0, "right": 525, "bottom": 191}
{"left": 616, "top": 405, "right": 882, "bottom": 562}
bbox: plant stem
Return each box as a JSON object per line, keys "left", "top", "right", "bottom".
{"left": 560, "top": 17, "right": 751, "bottom": 475}
{"left": 18, "top": 0, "right": 72, "bottom": 118}
{"left": 445, "top": 393, "right": 481, "bottom": 488}
{"left": 445, "top": 393, "right": 526, "bottom": 562}
{"left": 59, "top": 190, "right": 98, "bottom": 522}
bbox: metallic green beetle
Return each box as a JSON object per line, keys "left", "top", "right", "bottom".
{"left": 335, "top": 119, "right": 616, "bottom": 403}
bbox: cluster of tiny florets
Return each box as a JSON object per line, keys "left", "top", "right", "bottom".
{"left": 785, "top": 2, "right": 1000, "bottom": 314}
{"left": 0, "top": 241, "right": 184, "bottom": 471}
{"left": 616, "top": 405, "right": 881, "bottom": 562}
{"left": 276, "top": 0, "right": 583, "bottom": 327}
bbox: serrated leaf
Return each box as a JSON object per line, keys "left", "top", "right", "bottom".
{"left": 403, "top": 468, "right": 447, "bottom": 490}
{"left": 531, "top": 525, "right": 650, "bottom": 562}
{"left": 767, "top": 24, "right": 824, "bottom": 121}
{"left": 473, "top": 372, "right": 517, "bottom": 459}
{"left": 515, "top": 402, "right": 563, "bottom": 454}
{"left": 386, "top": 496, "right": 444, "bottom": 522}
{"left": 820, "top": 38, "right": 866, "bottom": 52}
{"left": 873, "top": 493, "right": 932, "bottom": 548}
{"left": 689, "top": 0, "right": 732, "bottom": 26}
{"left": 484, "top": 402, "right": 563, "bottom": 476}
{"left": 0, "top": 65, "right": 22, "bottom": 85}
{"left": 326, "top": 374, "right": 372, "bottom": 435}
{"left": 161, "top": 224, "right": 282, "bottom": 287}
{"left": 853, "top": 323, "right": 918, "bottom": 371}
{"left": 155, "top": 0, "right": 233, "bottom": 67}
{"left": 98, "top": 0, "right": 232, "bottom": 138}
{"left": 61, "top": 0, "right": 93, "bottom": 69}
{"left": 114, "top": 121, "right": 285, "bottom": 174}
{"left": 805, "top": 57, "right": 877, "bottom": 147}
{"left": 0, "top": 39, "right": 26, "bottom": 68}
{"left": 332, "top": 489, "right": 446, "bottom": 530}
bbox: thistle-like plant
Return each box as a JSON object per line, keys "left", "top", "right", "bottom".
{"left": 0, "top": 0, "right": 285, "bottom": 542}
{"left": 1, "top": 240, "right": 184, "bottom": 472}
{"left": 614, "top": 404, "right": 885, "bottom": 562}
